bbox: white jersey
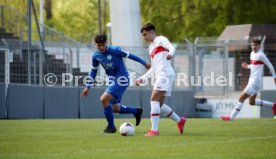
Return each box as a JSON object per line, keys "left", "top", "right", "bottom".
{"left": 141, "top": 36, "right": 175, "bottom": 79}
{"left": 247, "top": 50, "right": 276, "bottom": 85}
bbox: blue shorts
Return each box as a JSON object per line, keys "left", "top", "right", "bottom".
{"left": 105, "top": 78, "right": 129, "bottom": 105}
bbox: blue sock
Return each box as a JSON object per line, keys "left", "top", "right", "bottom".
{"left": 104, "top": 105, "right": 115, "bottom": 128}
{"left": 119, "top": 105, "right": 138, "bottom": 114}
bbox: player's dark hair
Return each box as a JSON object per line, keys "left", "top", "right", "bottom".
{"left": 94, "top": 34, "right": 107, "bottom": 43}
{"left": 252, "top": 38, "right": 261, "bottom": 45}
{"left": 140, "top": 23, "right": 155, "bottom": 33}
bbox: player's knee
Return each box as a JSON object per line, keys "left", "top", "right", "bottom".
{"left": 238, "top": 95, "right": 247, "bottom": 103}
{"left": 150, "top": 95, "right": 159, "bottom": 101}
{"left": 249, "top": 101, "right": 255, "bottom": 106}
{"left": 238, "top": 96, "right": 243, "bottom": 102}
{"left": 100, "top": 96, "right": 105, "bottom": 103}
{"left": 100, "top": 96, "right": 109, "bottom": 106}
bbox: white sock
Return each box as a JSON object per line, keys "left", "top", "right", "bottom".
{"left": 161, "top": 104, "right": 180, "bottom": 123}
{"left": 150, "top": 101, "right": 160, "bottom": 131}
{"left": 230, "top": 102, "right": 243, "bottom": 120}
{"left": 255, "top": 100, "right": 274, "bottom": 107}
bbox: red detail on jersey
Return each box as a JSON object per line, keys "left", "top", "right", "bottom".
{"left": 251, "top": 60, "right": 264, "bottom": 65}
{"left": 151, "top": 113, "right": 160, "bottom": 116}
{"left": 150, "top": 46, "right": 168, "bottom": 58}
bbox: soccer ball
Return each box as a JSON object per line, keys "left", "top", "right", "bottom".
{"left": 119, "top": 122, "right": 135, "bottom": 136}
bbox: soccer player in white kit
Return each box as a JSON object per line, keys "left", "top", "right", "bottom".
{"left": 222, "top": 39, "right": 276, "bottom": 121}
{"left": 136, "top": 23, "right": 186, "bottom": 136}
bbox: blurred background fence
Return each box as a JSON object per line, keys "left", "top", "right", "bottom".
{"left": 1, "top": 5, "right": 276, "bottom": 96}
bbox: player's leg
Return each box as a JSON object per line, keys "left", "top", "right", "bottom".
{"left": 145, "top": 89, "right": 165, "bottom": 136}
{"left": 108, "top": 84, "right": 143, "bottom": 126}
{"left": 159, "top": 76, "right": 186, "bottom": 134}
{"left": 160, "top": 103, "right": 186, "bottom": 134}
{"left": 230, "top": 92, "right": 250, "bottom": 120}
{"left": 221, "top": 92, "right": 249, "bottom": 121}
{"left": 158, "top": 75, "right": 177, "bottom": 121}
{"left": 112, "top": 103, "right": 143, "bottom": 126}
{"left": 251, "top": 96, "right": 276, "bottom": 116}
{"left": 254, "top": 99, "right": 275, "bottom": 107}
{"left": 100, "top": 92, "right": 116, "bottom": 133}
{"left": 222, "top": 82, "right": 257, "bottom": 121}
{"left": 112, "top": 103, "right": 139, "bottom": 114}
{"left": 161, "top": 104, "right": 180, "bottom": 122}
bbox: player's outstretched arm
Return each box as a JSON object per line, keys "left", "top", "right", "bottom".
{"left": 242, "top": 62, "right": 250, "bottom": 69}
{"left": 81, "top": 71, "right": 96, "bottom": 97}
{"left": 81, "top": 87, "right": 89, "bottom": 97}
{"left": 144, "top": 63, "right": 151, "bottom": 69}
{"left": 127, "top": 53, "right": 150, "bottom": 68}
{"left": 128, "top": 53, "right": 151, "bottom": 69}
{"left": 117, "top": 47, "right": 150, "bottom": 69}
{"left": 262, "top": 54, "right": 276, "bottom": 78}
{"left": 81, "top": 56, "right": 99, "bottom": 97}
{"left": 261, "top": 54, "right": 276, "bottom": 85}
{"left": 135, "top": 78, "right": 144, "bottom": 86}
{"left": 81, "top": 68, "right": 97, "bottom": 97}
{"left": 135, "top": 67, "right": 153, "bottom": 86}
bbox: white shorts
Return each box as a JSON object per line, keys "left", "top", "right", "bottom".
{"left": 153, "top": 75, "right": 175, "bottom": 96}
{"left": 243, "top": 82, "right": 260, "bottom": 96}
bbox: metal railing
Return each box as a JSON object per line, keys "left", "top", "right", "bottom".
{"left": 1, "top": 6, "right": 276, "bottom": 95}
{"left": 0, "top": 5, "right": 92, "bottom": 86}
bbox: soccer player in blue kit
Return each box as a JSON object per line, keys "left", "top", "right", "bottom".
{"left": 81, "top": 34, "right": 151, "bottom": 133}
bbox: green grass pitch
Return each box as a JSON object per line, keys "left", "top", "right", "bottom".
{"left": 0, "top": 118, "right": 275, "bottom": 159}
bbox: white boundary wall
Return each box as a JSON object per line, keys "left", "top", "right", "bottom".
{"left": 207, "top": 99, "right": 260, "bottom": 118}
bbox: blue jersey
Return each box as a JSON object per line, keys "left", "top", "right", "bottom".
{"left": 87, "top": 46, "right": 147, "bottom": 104}
{"left": 87, "top": 45, "right": 146, "bottom": 88}
{"left": 92, "top": 46, "right": 130, "bottom": 77}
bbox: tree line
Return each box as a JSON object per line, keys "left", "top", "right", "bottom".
{"left": 1, "top": 0, "right": 276, "bottom": 43}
